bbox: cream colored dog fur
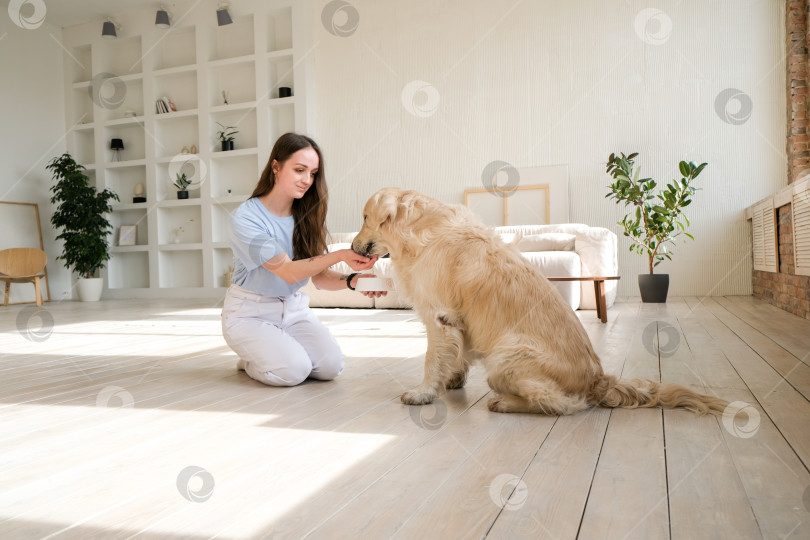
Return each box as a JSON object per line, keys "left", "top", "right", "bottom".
{"left": 351, "top": 188, "right": 728, "bottom": 416}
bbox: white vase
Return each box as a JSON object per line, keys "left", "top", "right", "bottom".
{"left": 77, "top": 277, "right": 104, "bottom": 302}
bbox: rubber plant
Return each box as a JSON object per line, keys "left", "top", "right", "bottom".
{"left": 605, "top": 152, "right": 707, "bottom": 274}
{"left": 47, "top": 153, "right": 119, "bottom": 279}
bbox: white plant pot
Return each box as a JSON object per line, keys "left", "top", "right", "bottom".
{"left": 77, "top": 277, "right": 104, "bottom": 302}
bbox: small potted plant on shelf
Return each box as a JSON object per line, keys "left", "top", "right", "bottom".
{"left": 47, "top": 153, "right": 119, "bottom": 302}
{"left": 174, "top": 172, "right": 192, "bottom": 199}
{"left": 216, "top": 122, "right": 238, "bottom": 151}
{"left": 605, "top": 151, "right": 707, "bottom": 303}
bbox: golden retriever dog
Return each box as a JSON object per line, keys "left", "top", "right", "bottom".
{"left": 351, "top": 188, "right": 728, "bottom": 416}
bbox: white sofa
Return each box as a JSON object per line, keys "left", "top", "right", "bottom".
{"left": 301, "top": 224, "right": 618, "bottom": 310}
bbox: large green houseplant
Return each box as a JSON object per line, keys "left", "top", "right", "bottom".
{"left": 47, "top": 153, "right": 119, "bottom": 301}
{"left": 605, "top": 152, "right": 707, "bottom": 302}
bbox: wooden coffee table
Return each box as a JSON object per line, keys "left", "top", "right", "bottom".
{"left": 545, "top": 276, "right": 621, "bottom": 323}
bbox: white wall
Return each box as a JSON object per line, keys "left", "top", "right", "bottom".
{"left": 0, "top": 11, "right": 69, "bottom": 299}
{"left": 312, "top": 0, "right": 786, "bottom": 297}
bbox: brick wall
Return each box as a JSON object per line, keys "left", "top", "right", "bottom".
{"left": 788, "top": 1, "right": 809, "bottom": 183}
{"left": 752, "top": 3, "right": 810, "bottom": 320}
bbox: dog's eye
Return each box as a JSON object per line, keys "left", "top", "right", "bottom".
{"left": 363, "top": 215, "right": 367, "bottom": 222}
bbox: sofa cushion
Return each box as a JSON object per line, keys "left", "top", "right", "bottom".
{"left": 517, "top": 232, "right": 575, "bottom": 252}
{"left": 522, "top": 251, "right": 581, "bottom": 310}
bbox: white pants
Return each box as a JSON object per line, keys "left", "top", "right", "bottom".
{"left": 221, "top": 284, "right": 345, "bottom": 386}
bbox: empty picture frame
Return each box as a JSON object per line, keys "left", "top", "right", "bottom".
{"left": 118, "top": 225, "right": 137, "bottom": 246}
{"left": 464, "top": 185, "right": 551, "bottom": 227}
{"left": 464, "top": 165, "right": 570, "bottom": 226}
{"left": 0, "top": 201, "right": 51, "bottom": 303}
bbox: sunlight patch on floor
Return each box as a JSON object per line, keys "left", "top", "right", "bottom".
{"left": 0, "top": 403, "right": 394, "bottom": 538}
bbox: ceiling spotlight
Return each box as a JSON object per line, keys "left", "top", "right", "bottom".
{"left": 217, "top": 3, "right": 233, "bottom": 26}
{"left": 155, "top": 6, "right": 172, "bottom": 28}
{"left": 102, "top": 18, "right": 120, "bottom": 39}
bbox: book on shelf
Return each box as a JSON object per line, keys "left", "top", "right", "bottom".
{"left": 155, "top": 96, "right": 177, "bottom": 114}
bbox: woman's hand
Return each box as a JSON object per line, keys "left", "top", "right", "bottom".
{"left": 354, "top": 274, "right": 388, "bottom": 298}
{"left": 340, "top": 249, "right": 378, "bottom": 271}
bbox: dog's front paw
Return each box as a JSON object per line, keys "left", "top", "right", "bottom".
{"left": 401, "top": 388, "right": 436, "bottom": 405}
{"left": 488, "top": 395, "right": 509, "bottom": 413}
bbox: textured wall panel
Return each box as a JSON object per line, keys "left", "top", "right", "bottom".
{"left": 312, "top": 0, "right": 785, "bottom": 296}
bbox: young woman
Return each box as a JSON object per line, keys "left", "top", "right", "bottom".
{"left": 222, "top": 133, "right": 384, "bottom": 386}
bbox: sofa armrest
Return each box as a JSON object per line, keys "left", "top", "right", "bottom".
{"left": 574, "top": 227, "right": 618, "bottom": 309}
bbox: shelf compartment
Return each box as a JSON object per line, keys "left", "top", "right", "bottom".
{"left": 209, "top": 14, "right": 255, "bottom": 62}
{"left": 70, "top": 86, "right": 95, "bottom": 124}
{"left": 153, "top": 25, "right": 196, "bottom": 70}
{"left": 267, "top": 55, "right": 294, "bottom": 100}
{"left": 157, "top": 206, "right": 202, "bottom": 246}
{"left": 106, "top": 164, "right": 147, "bottom": 205}
{"left": 155, "top": 157, "right": 205, "bottom": 202}
{"left": 153, "top": 115, "right": 199, "bottom": 162}
{"left": 110, "top": 208, "right": 149, "bottom": 247}
{"left": 104, "top": 124, "right": 146, "bottom": 163}
{"left": 69, "top": 44, "right": 92, "bottom": 83}
{"left": 98, "top": 78, "right": 144, "bottom": 122}
{"left": 213, "top": 247, "right": 235, "bottom": 288}
{"left": 153, "top": 71, "right": 198, "bottom": 113}
{"left": 210, "top": 154, "right": 259, "bottom": 199}
{"left": 98, "top": 36, "right": 143, "bottom": 76}
{"left": 209, "top": 60, "right": 256, "bottom": 106}
{"left": 108, "top": 251, "right": 149, "bottom": 289}
{"left": 267, "top": 103, "right": 296, "bottom": 141}
{"left": 210, "top": 110, "right": 257, "bottom": 152}
{"left": 267, "top": 8, "right": 293, "bottom": 52}
{"left": 159, "top": 249, "right": 203, "bottom": 288}
{"left": 211, "top": 202, "right": 241, "bottom": 243}
{"left": 69, "top": 129, "right": 95, "bottom": 166}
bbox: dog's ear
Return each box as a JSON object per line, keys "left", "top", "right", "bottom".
{"left": 395, "top": 191, "right": 428, "bottom": 225}
{"left": 372, "top": 190, "right": 401, "bottom": 227}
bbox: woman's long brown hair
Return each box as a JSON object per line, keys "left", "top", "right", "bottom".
{"left": 250, "top": 133, "right": 328, "bottom": 260}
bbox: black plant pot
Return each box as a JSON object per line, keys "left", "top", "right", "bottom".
{"left": 638, "top": 274, "right": 669, "bottom": 303}
{"left": 177, "top": 190, "right": 189, "bottom": 200}
{"left": 221, "top": 140, "right": 234, "bottom": 151}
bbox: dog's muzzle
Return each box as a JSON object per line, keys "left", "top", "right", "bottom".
{"left": 353, "top": 241, "right": 374, "bottom": 258}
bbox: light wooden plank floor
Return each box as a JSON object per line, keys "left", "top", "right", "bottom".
{"left": 1, "top": 296, "right": 809, "bottom": 539}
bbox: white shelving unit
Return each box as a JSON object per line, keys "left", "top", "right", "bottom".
{"left": 60, "top": 0, "right": 314, "bottom": 299}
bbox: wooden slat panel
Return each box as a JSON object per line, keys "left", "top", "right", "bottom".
{"left": 751, "top": 199, "right": 777, "bottom": 273}
{"left": 793, "top": 179, "right": 810, "bottom": 275}
{"left": 752, "top": 207, "right": 763, "bottom": 269}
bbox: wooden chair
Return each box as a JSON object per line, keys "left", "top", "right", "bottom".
{"left": 0, "top": 248, "right": 48, "bottom": 306}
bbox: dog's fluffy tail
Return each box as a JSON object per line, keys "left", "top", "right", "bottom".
{"left": 590, "top": 375, "right": 728, "bottom": 416}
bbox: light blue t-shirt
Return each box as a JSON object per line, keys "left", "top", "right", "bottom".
{"left": 229, "top": 197, "right": 309, "bottom": 297}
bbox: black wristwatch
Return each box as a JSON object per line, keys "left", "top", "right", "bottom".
{"left": 346, "top": 273, "right": 359, "bottom": 290}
